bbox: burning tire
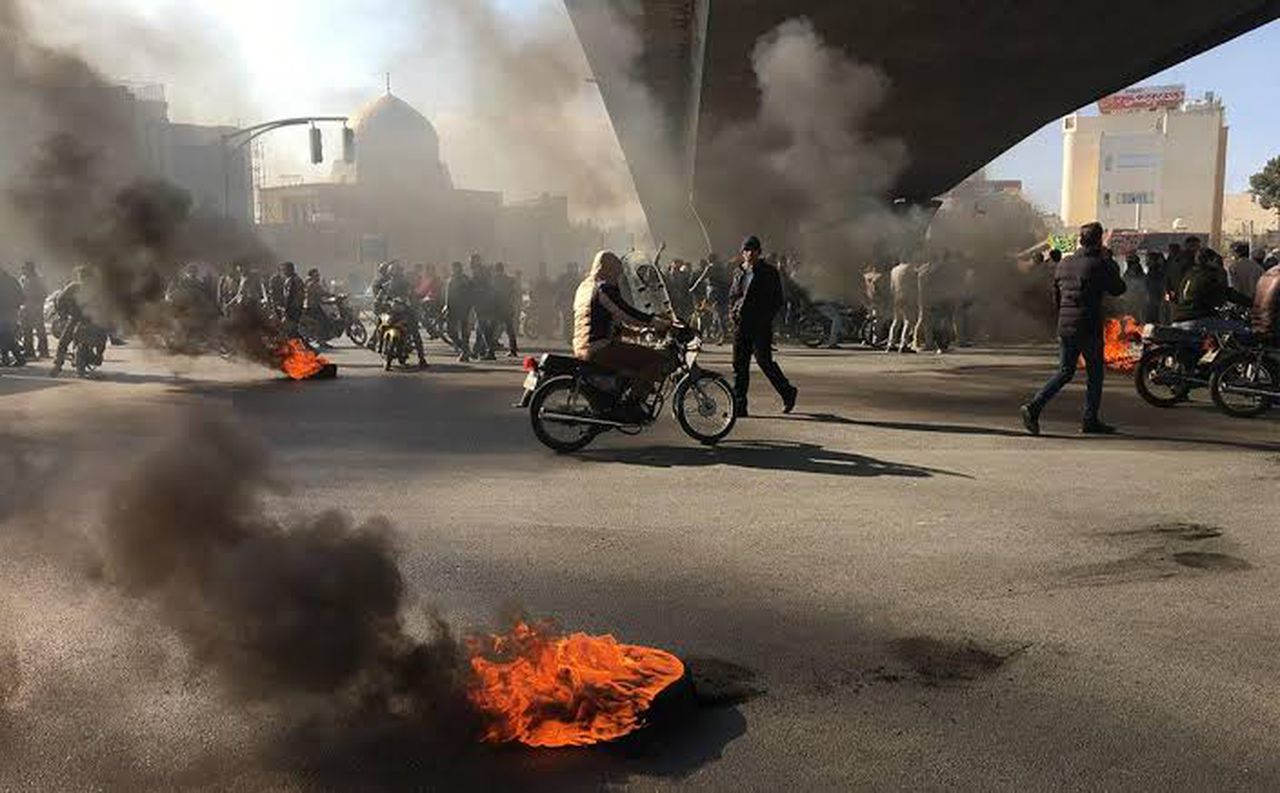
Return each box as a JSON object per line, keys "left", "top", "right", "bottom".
{"left": 1134, "top": 348, "right": 1191, "bottom": 407}
{"left": 1209, "top": 352, "right": 1278, "bottom": 418}
{"left": 529, "top": 376, "right": 599, "bottom": 453}
{"left": 673, "top": 373, "right": 737, "bottom": 445}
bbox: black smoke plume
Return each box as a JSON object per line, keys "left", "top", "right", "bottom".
{"left": 97, "top": 412, "right": 477, "bottom": 775}
{"left": 0, "top": 0, "right": 280, "bottom": 366}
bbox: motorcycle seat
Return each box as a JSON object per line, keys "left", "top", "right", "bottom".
{"left": 540, "top": 353, "right": 614, "bottom": 378}
{"left": 1144, "top": 325, "right": 1204, "bottom": 344}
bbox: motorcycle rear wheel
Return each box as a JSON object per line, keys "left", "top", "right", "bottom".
{"left": 674, "top": 373, "right": 737, "bottom": 446}
{"left": 1134, "top": 348, "right": 1191, "bottom": 407}
{"left": 347, "top": 321, "right": 368, "bottom": 348}
{"left": 530, "top": 376, "right": 600, "bottom": 453}
{"left": 1210, "top": 352, "right": 1278, "bottom": 418}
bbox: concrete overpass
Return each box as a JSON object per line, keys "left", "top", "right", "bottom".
{"left": 565, "top": 0, "right": 1280, "bottom": 255}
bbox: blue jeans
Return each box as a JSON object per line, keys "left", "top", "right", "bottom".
{"left": 1030, "top": 333, "right": 1105, "bottom": 423}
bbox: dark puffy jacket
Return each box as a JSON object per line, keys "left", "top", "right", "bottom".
{"left": 1052, "top": 248, "right": 1126, "bottom": 337}
{"left": 1172, "top": 262, "right": 1249, "bottom": 323}
{"left": 1253, "top": 267, "right": 1280, "bottom": 341}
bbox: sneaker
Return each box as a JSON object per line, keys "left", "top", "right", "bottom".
{"left": 900, "top": 346, "right": 917, "bottom": 355}
{"left": 1081, "top": 420, "right": 1118, "bottom": 436}
{"left": 1019, "top": 403, "right": 1040, "bottom": 436}
{"left": 457, "top": 353, "right": 470, "bottom": 363}
{"left": 782, "top": 387, "right": 798, "bottom": 414}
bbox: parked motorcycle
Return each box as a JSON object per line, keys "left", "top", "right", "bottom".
{"left": 1133, "top": 308, "right": 1249, "bottom": 407}
{"left": 300, "top": 294, "right": 366, "bottom": 348}
{"left": 518, "top": 325, "right": 737, "bottom": 453}
{"left": 1208, "top": 339, "right": 1279, "bottom": 418}
{"left": 794, "top": 302, "right": 869, "bottom": 349}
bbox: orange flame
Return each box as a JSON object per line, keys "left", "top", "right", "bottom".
{"left": 277, "top": 338, "right": 329, "bottom": 380}
{"left": 1101, "top": 315, "right": 1144, "bottom": 373}
{"left": 467, "top": 622, "right": 685, "bottom": 748}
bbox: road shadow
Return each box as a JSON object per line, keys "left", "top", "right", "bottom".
{"left": 780, "top": 412, "right": 1279, "bottom": 453}
{"left": 784, "top": 412, "right": 1029, "bottom": 439}
{"left": 0, "top": 372, "right": 70, "bottom": 397}
{"left": 578, "top": 440, "right": 970, "bottom": 479}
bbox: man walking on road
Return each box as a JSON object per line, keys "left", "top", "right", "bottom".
{"left": 729, "top": 235, "right": 797, "bottom": 417}
{"left": 1020, "top": 222, "right": 1127, "bottom": 436}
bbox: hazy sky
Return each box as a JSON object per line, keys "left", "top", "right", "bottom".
{"left": 22, "top": 1, "right": 1280, "bottom": 220}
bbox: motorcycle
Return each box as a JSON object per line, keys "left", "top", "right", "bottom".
{"left": 376, "top": 297, "right": 419, "bottom": 372}
{"left": 1208, "top": 338, "right": 1279, "bottom": 418}
{"left": 1133, "top": 307, "right": 1249, "bottom": 407}
{"left": 300, "top": 294, "right": 366, "bottom": 348}
{"left": 518, "top": 325, "right": 738, "bottom": 453}
{"left": 792, "top": 302, "right": 869, "bottom": 349}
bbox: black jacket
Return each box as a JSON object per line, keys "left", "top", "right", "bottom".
{"left": 1172, "top": 261, "right": 1249, "bottom": 323}
{"left": 1052, "top": 248, "right": 1126, "bottom": 337}
{"left": 729, "top": 260, "right": 785, "bottom": 330}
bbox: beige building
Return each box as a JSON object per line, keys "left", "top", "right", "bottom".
{"left": 1061, "top": 86, "right": 1227, "bottom": 245}
{"left": 1222, "top": 191, "right": 1279, "bottom": 240}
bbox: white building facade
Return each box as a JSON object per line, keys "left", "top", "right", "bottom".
{"left": 1061, "top": 86, "right": 1227, "bottom": 245}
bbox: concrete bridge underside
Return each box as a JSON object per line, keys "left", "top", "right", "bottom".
{"left": 566, "top": 0, "right": 1280, "bottom": 254}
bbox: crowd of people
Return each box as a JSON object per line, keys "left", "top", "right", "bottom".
{"left": 1019, "top": 224, "right": 1280, "bottom": 435}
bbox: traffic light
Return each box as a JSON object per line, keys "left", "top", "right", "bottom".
{"left": 309, "top": 126, "right": 323, "bottom": 164}
{"left": 342, "top": 126, "right": 356, "bottom": 163}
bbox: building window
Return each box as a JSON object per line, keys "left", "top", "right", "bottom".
{"left": 1116, "top": 153, "right": 1160, "bottom": 169}
{"left": 1103, "top": 192, "right": 1111, "bottom": 208}
{"left": 1064, "top": 117, "right": 1076, "bottom": 130}
{"left": 1117, "top": 191, "right": 1155, "bottom": 205}
{"left": 1104, "top": 155, "right": 1114, "bottom": 172}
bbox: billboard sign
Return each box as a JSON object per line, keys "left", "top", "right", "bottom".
{"left": 1098, "top": 85, "right": 1185, "bottom": 114}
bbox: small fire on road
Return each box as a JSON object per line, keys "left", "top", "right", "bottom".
{"left": 467, "top": 622, "right": 685, "bottom": 748}
{"left": 1102, "top": 316, "right": 1144, "bottom": 373}
{"left": 277, "top": 338, "right": 336, "bottom": 380}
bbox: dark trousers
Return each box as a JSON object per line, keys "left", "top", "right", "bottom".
{"left": 733, "top": 323, "right": 792, "bottom": 409}
{"left": 1030, "top": 333, "right": 1104, "bottom": 423}
{"left": 447, "top": 310, "right": 471, "bottom": 357}
{"left": 499, "top": 312, "right": 518, "bottom": 355}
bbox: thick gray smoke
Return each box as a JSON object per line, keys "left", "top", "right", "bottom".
{"left": 0, "top": 0, "right": 281, "bottom": 365}
{"left": 697, "top": 18, "right": 927, "bottom": 298}
{"left": 97, "top": 413, "right": 477, "bottom": 764}
{"left": 697, "top": 18, "right": 1049, "bottom": 307}
{"left": 419, "top": 0, "right": 645, "bottom": 227}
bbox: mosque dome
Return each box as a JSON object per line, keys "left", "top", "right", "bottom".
{"left": 346, "top": 92, "right": 452, "bottom": 193}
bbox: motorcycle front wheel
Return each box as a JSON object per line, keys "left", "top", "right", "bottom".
{"left": 1210, "top": 352, "right": 1278, "bottom": 418}
{"left": 347, "top": 321, "right": 368, "bottom": 348}
{"left": 529, "top": 376, "right": 600, "bottom": 453}
{"left": 798, "top": 316, "right": 828, "bottom": 349}
{"left": 1134, "top": 347, "right": 1191, "bottom": 407}
{"left": 674, "top": 372, "right": 737, "bottom": 446}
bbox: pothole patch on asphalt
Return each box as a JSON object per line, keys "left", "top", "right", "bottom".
{"left": 1172, "top": 552, "right": 1252, "bottom": 572}
{"left": 1063, "top": 521, "right": 1253, "bottom": 586}
{"left": 885, "top": 636, "right": 1030, "bottom": 687}
{"left": 683, "top": 657, "right": 765, "bottom": 706}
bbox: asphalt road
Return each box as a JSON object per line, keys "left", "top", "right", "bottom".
{"left": 1, "top": 337, "right": 1278, "bottom": 791}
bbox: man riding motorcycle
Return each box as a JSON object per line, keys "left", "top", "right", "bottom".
{"left": 1173, "top": 248, "right": 1251, "bottom": 334}
{"left": 572, "top": 250, "right": 672, "bottom": 421}
{"left": 50, "top": 267, "right": 106, "bottom": 377}
{"left": 374, "top": 262, "right": 427, "bottom": 368}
